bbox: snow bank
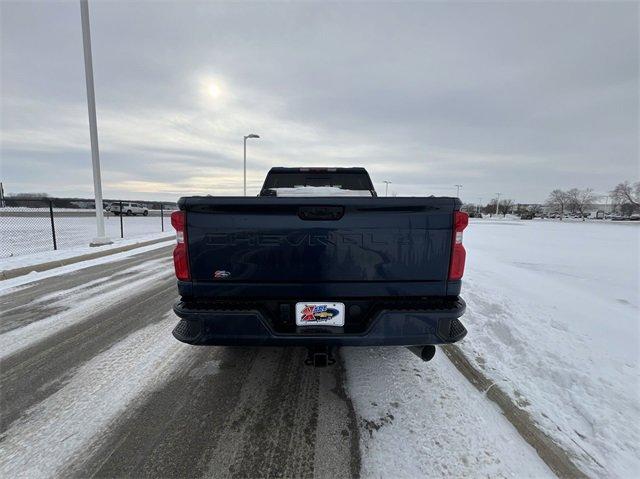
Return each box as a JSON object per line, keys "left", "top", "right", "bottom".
{"left": 460, "top": 219, "right": 640, "bottom": 477}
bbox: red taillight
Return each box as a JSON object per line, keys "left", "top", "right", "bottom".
{"left": 171, "top": 211, "right": 190, "bottom": 281}
{"left": 448, "top": 211, "right": 469, "bottom": 281}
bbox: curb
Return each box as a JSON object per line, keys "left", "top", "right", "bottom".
{"left": 1, "top": 236, "right": 174, "bottom": 281}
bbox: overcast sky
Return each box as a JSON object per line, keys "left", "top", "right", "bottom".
{"left": 1, "top": 1, "right": 638, "bottom": 203}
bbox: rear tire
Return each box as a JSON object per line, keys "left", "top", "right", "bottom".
{"left": 127, "top": 210, "right": 133, "bottom": 216}
{"left": 143, "top": 210, "right": 148, "bottom": 216}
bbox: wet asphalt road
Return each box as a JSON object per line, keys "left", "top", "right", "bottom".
{"left": 0, "top": 246, "right": 360, "bottom": 478}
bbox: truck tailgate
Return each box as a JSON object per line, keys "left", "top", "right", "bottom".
{"left": 183, "top": 197, "right": 457, "bottom": 288}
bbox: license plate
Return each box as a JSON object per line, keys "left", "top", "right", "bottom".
{"left": 295, "top": 302, "right": 345, "bottom": 327}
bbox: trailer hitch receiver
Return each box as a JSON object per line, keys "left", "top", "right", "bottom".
{"left": 305, "top": 346, "right": 336, "bottom": 367}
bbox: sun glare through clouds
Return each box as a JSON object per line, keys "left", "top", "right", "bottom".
{"left": 207, "top": 82, "right": 221, "bottom": 99}
{"left": 199, "top": 76, "right": 230, "bottom": 108}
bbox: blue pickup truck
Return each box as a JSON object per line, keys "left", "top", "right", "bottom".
{"left": 171, "top": 167, "right": 468, "bottom": 366}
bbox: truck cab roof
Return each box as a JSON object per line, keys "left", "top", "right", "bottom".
{"left": 260, "top": 167, "right": 377, "bottom": 196}
{"left": 267, "top": 167, "right": 369, "bottom": 173}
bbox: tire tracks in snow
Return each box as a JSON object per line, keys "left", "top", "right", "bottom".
{"left": 0, "top": 251, "right": 175, "bottom": 433}
{"left": 0, "top": 245, "right": 171, "bottom": 302}
{"left": 0, "top": 262, "right": 172, "bottom": 359}
{"left": 0, "top": 258, "right": 166, "bottom": 334}
{"left": 67, "top": 347, "right": 360, "bottom": 479}
{"left": 0, "top": 278, "right": 176, "bottom": 433}
{"left": 0, "top": 314, "right": 191, "bottom": 478}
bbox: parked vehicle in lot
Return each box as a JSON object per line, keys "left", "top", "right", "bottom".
{"left": 108, "top": 202, "right": 149, "bottom": 216}
{"left": 170, "top": 167, "right": 468, "bottom": 366}
{"left": 520, "top": 212, "right": 534, "bottom": 220}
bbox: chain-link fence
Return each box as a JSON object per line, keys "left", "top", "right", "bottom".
{"left": 0, "top": 198, "right": 177, "bottom": 259}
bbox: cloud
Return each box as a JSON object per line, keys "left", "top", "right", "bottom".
{"left": 1, "top": 1, "right": 638, "bottom": 202}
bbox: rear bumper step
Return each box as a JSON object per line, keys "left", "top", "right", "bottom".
{"left": 172, "top": 298, "right": 466, "bottom": 347}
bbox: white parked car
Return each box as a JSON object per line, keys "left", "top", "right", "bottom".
{"left": 108, "top": 202, "right": 149, "bottom": 216}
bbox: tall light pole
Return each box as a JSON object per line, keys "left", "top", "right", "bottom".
{"left": 495, "top": 192, "right": 501, "bottom": 216}
{"left": 454, "top": 184, "right": 463, "bottom": 197}
{"left": 243, "top": 134, "right": 260, "bottom": 196}
{"left": 80, "top": 0, "right": 110, "bottom": 246}
{"left": 383, "top": 180, "right": 392, "bottom": 197}
{"left": 477, "top": 197, "right": 483, "bottom": 214}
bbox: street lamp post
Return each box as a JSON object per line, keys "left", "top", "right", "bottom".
{"left": 383, "top": 180, "right": 392, "bottom": 197}
{"left": 243, "top": 134, "right": 260, "bottom": 196}
{"left": 80, "top": 0, "right": 111, "bottom": 246}
{"left": 495, "top": 192, "right": 501, "bottom": 216}
{"left": 454, "top": 184, "right": 462, "bottom": 197}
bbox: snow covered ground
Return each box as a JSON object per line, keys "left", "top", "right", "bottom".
{"left": 0, "top": 313, "right": 190, "bottom": 478}
{"left": 459, "top": 218, "right": 639, "bottom": 477}
{"left": 0, "top": 231, "right": 173, "bottom": 273}
{"left": 0, "top": 256, "right": 172, "bottom": 359}
{"left": 0, "top": 238, "right": 173, "bottom": 292}
{"left": 1, "top": 214, "right": 169, "bottom": 258}
{"left": 1, "top": 217, "right": 637, "bottom": 477}
{"left": 344, "top": 347, "right": 553, "bottom": 477}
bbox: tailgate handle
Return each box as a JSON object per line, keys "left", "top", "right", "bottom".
{"left": 298, "top": 206, "right": 344, "bottom": 221}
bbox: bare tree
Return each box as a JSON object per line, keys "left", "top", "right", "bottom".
{"left": 461, "top": 203, "right": 477, "bottom": 213}
{"left": 566, "top": 188, "right": 600, "bottom": 220}
{"left": 546, "top": 189, "right": 569, "bottom": 219}
{"left": 610, "top": 181, "right": 640, "bottom": 215}
{"left": 566, "top": 188, "right": 580, "bottom": 214}
{"left": 498, "top": 199, "right": 514, "bottom": 216}
{"left": 528, "top": 204, "right": 543, "bottom": 216}
{"left": 484, "top": 199, "right": 498, "bottom": 216}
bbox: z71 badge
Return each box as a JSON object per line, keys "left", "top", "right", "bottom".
{"left": 295, "top": 302, "right": 345, "bottom": 327}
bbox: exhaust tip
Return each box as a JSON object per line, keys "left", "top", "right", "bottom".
{"left": 407, "top": 345, "right": 436, "bottom": 362}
